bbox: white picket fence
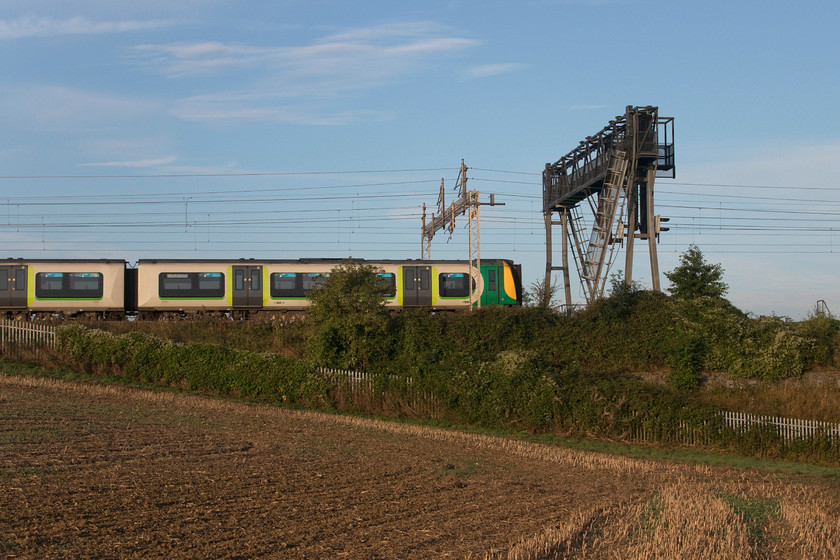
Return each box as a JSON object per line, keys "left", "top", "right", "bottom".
{"left": 317, "top": 367, "right": 442, "bottom": 419}
{"left": 720, "top": 410, "right": 840, "bottom": 442}
{"left": 630, "top": 413, "right": 840, "bottom": 446}
{"left": 0, "top": 319, "right": 56, "bottom": 350}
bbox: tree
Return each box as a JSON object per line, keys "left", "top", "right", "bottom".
{"left": 524, "top": 277, "right": 559, "bottom": 309}
{"left": 305, "top": 261, "right": 392, "bottom": 370}
{"left": 665, "top": 244, "right": 728, "bottom": 300}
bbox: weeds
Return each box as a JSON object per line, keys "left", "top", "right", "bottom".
{"left": 716, "top": 492, "right": 780, "bottom": 539}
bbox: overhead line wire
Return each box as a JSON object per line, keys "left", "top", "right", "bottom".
{"left": 0, "top": 168, "right": 458, "bottom": 180}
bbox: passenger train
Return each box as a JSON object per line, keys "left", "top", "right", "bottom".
{"left": 0, "top": 258, "right": 522, "bottom": 319}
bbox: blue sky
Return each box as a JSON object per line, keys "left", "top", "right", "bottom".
{"left": 2, "top": 0, "right": 839, "bottom": 318}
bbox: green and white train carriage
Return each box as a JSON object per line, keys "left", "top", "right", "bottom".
{"left": 0, "top": 259, "right": 127, "bottom": 319}
{"left": 136, "top": 259, "right": 521, "bottom": 317}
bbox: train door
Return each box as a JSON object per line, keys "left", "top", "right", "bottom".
{"left": 402, "top": 266, "right": 432, "bottom": 306}
{"left": 0, "top": 266, "right": 27, "bottom": 309}
{"left": 481, "top": 266, "right": 500, "bottom": 306}
{"left": 232, "top": 265, "right": 263, "bottom": 307}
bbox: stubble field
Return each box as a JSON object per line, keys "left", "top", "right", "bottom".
{"left": 1, "top": 373, "right": 839, "bottom": 559}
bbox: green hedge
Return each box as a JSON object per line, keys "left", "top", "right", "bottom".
{"left": 56, "top": 324, "right": 328, "bottom": 408}
{"left": 49, "top": 320, "right": 839, "bottom": 465}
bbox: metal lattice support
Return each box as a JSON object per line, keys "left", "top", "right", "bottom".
{"left": 468, "top": 190, "right": 481, "bottom": 309}
{"left": 543, "top": 105, "right": 675, "bottom": 306}
{"left": 421, "top": 160, "right": 503, "bottom": 310}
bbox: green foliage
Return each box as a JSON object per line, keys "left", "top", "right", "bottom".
{"left": 590, "top": 272, "right": 645, "bottom": 321}
{"left": 446, "top": 350, "right": 560, "bottom": 430}
{"left": 305, "top": 260, "right": 392, "bottom": 370}
{"left": 796, "top": 310, "right": 840, "bottom": 367}
{"left": 665, "top": 244, "right": 728, "bottom": 300}
{"left": 669, "top": 298, "right": 813, "bottom": 381}
{"left": 570, "top": 289, "right": 680, "bottom": 373}
{"left": 727, "top": 316, "right": 812, "bottom": 381}
{"left": 668, "top": 335, "right": 705, "bottom": 391}
{"left": 716, "top": 492, "right": 780, "bottom": 539}
{"left": 85, "top": 317, "right": 309, "bottom": 357}
{"left": 55, "top": 324, "right": 328, "bottom": 408}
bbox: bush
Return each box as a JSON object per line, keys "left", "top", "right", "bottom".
{"left": 56, "top": 324, "right": 328, "bottom": 408}
{"left": 668, "top": 335, "right": 705, "bottom": 391}
{"left": 305, "top": 261, "right": 392, "bottom": 370}
{"left": 796, "top": 313, "right": 840, "bottom": 368}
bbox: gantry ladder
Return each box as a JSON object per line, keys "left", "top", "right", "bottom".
{"left": 566, "top": 206, "right": 588, "bottom": 296}
{"left": 580, "top": 150, "right": 629, "bottom": 299}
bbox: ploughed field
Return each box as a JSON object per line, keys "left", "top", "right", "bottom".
{"left": 1, "top": 374, "right": 839, "bottom": 559}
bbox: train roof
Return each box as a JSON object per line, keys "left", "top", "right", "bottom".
{"left": 136, "top": 258, "right": 516, "bottom": 265}
{"left": 1, "top": 258, "right": 127, "bottom": 264}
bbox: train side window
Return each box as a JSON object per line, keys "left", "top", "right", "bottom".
{"left": 36, "top": 272, "right": 103, "bottom": 299}
{"left": 301, "top": 273, "right": 317, "bottom": 292}
{"left": 378, "top": 273, "right": 396, "bottom": 298}
{"left": 270, "top": 272, "right": 328, "bottom": 298}
{"left": 69, "top": 273, "right": 101, "bottom": 292}
{"left": 439, "top": 273, "right": 469, "bottom": 298}
{"left": 273, "top": 274, "right": 297, "bottom": 290}
{"left": 301, "top": 273, "right": 328, "bottom": 293}
{"left": 38, "top": 273, "right": 64, "bottom": 292}
{"left": 270, "top": 273, "right": 300, "bottom": 297}
{"left": 161, "top": 274, "right": 192, "bottom": 292}
{"left": 488, "top": 269, "right": 497, "bottom": 292}
{"left": 198, "top": 273, "right": 223, "bottom": 292}
{"left": 159, "top": 272, "right": 224, "bottom": 298}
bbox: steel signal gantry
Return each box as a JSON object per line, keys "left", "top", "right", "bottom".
{"left": 543, "top": 106, "right": 675, "bottom": 309}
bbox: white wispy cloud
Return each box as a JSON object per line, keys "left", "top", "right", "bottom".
{"left": 321, "top": 21, "right": 448, "bottom": 43}
{"left": 132, "top": 22, "right": 478, "bottom": 80}
{"left": 0, "top": 16, "right": 171, "bottom": 40}
{"left": 132, "top": 22, "right": 479, "bottom": 124}
{"left": 465, "top": 63, "right": 525, "bottom": 78}
{"left": 131, "top": 42, "right": 272, "bottom": 76}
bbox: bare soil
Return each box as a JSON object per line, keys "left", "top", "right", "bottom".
{"left": 1, "top": 374, "right": 838, "bottom": 559}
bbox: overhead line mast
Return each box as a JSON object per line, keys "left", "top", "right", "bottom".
{"left": 542, "top": 106, "right": 675, "bottom": 309}
{"left": 421, "top": 160, "right": 503, "bottom": 309}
